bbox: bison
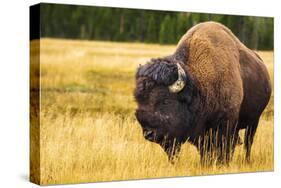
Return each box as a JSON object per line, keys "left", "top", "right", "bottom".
{"left": 134, "top": 21, "right": 271, "bottom": 165}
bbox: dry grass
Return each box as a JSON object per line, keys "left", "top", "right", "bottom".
{"left": 31, "top": 39, "right": 274, "bottom": 185}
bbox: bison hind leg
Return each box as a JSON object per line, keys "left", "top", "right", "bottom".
{"left": 244, "top": 118, "right": 260, "bottom": 163}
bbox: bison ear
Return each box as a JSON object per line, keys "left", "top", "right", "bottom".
{"left": 136, "top": 59, "right": 178, "bottom": 85}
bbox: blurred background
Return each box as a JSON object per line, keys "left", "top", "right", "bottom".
{"left": 39, "top": 3, "right": 274, "bottom": 50}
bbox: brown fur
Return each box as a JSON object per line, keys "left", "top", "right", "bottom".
{"left": 178, "top": 22, "right": 244, "bottom": 135}
{"left": 134, "top": 21, "right": 271, "bottom": 165}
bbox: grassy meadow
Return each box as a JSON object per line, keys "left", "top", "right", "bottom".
{"left": 31, "top": 39, "right": 274, "bottom": 185}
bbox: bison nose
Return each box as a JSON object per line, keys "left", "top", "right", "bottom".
{"left": 143, "top": 130, "right": 155, "bottom": 141}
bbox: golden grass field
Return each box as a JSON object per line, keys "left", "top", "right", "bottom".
{"left": 31, "top": 39, "right": 274, "bottom": 185}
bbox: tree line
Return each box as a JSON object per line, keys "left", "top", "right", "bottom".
{"left": 39, "top": 3, "right": 273, "bottom": 50}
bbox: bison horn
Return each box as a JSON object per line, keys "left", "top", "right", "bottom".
{"left": 168, "top": 63, "right": 186, "bottom": 93}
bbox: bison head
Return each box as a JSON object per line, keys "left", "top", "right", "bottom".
{"left": 134, "top": 57, "right": 197, "bottom": 161}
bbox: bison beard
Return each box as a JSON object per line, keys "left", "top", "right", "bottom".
{"left": 134, "top": 21, "right": 271, "bottom": 166}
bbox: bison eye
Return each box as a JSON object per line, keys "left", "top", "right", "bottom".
{"left": 162, "top": 100, "right": 170, "bottom": 105}
{"left": 156, "top": 99, "right": 172, "bottom": 107}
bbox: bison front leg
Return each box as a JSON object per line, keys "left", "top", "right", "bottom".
{"left": 161, "top": 139, "right": 182, "bottom": 164}
{"left": 215, "top": 120, "right": 239, "bottom": 165}
{"left": 197, "top": 132, "right": 217, "bottom": 166}
{"left": 198, "top": 119, "right": 239, "bottom": 166}
{"left": 199, "top": 133, "right": 233, "bottom": 166}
